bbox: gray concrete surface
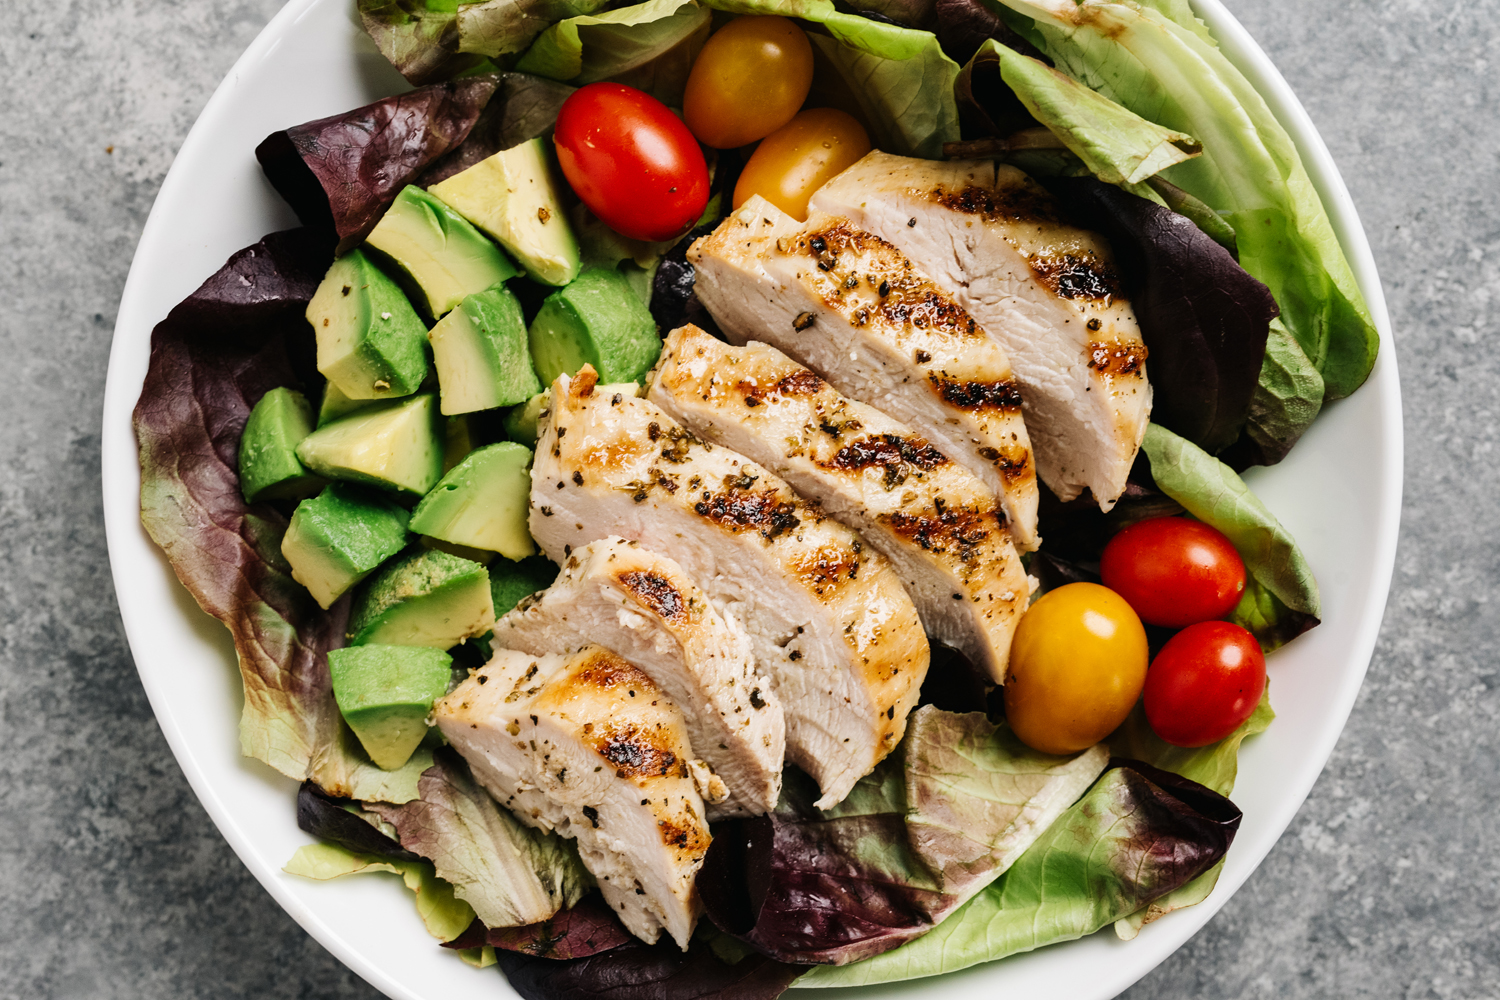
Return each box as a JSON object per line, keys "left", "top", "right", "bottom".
{"left": 1, "top": 1, "right": 1494, "bottom": 997}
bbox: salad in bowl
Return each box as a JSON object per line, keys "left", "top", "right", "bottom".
{"left": 117, "top": 0, "right": 1388, "bottom": 996}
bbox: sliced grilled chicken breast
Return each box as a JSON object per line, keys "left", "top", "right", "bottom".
{"left": 530, "top": 367, "right": 927, "bottom": 809}
{"left": 810, "top": 152, "right": 1151, "bottom": 509}
{"left": 687, "top": 196, "right": 1040, "bottom": 551}
{"left": 495, "top": 536, "right": 785, "bottom": 817}
{"left": 650, "top": 327, "right": 1030, "bottom": 683}
{"left": 436, "top": 645, "right": 711, "bottom": 948}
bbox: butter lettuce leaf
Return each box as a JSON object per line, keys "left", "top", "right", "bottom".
{"left": 1108, "top": 689, "right": 1273, "bottom": 938}
{"left": 798, "top": 762, "right": 1241, "bottom": 986}
{"left": 697, "top": 707, "right": 1111, "bottom": 966}
{"left": 809, "top": 13, "right": 960, "bottom": 159}
{"left": 285, "top": 842, "right": 478, "bottom": 941}
{"left": 357, "top": 0, "right": 489, "bottom": 85}
{"left": 987, "top": 40, "right": 1200, "bottom": 185}
{"left": 455, "top": 0, "right": 616, "bottom": 58}
{"left": 991, "top": 0, "right": 1377, "bottom": 400}
{"left": 370, "top": 749, "right": 593, "bottom": 929}
{"left": 514, "top": 0, "right": 711, "bottom": 105}
{"left": 1224, "top": 317, "right": 1326, "bottom": 468}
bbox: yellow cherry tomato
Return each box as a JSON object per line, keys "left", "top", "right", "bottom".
{"left": 683, "top": 16, "right": 815, "bottom": 150}
{"left": 1003, "top": 582, "right": 1149, "bottom": 755}
{"left": 732, "top": 108, "right": 872, "bottom": 221}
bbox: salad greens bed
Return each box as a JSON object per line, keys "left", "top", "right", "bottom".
{"left": 133, "top": 0, "right": 1374, "bottom": 995}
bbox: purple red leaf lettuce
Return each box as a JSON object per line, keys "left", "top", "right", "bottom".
{"left": 298, "top": 780, "right": 421, "bottom": 860}
{"left": 443, "top": 894, "right": 633, "bottom": 958}
{"left": 496, "top": 937, "right": 803, "bottom": 1000}
{"left": 255, "top": 75, "right": 500, "bottom": 253}
{"left": 134, "top": 227, "right": 435, "bottom": 802}
{"left": 134, "top": 229, "right": 341, "bottom": 783}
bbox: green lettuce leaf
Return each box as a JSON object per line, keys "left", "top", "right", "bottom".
{"left": 1140, "top": 422, "right": 1320, "bottom": 632}
{"left": 1107, "top": 689, "right": 1273, "bottom": 938}
{"left": 308, "top": 723, "right": 435, "bottom": 804}
{"left": 902, "top": 708, "right": 1108, "bottom": 891}
{"left": 358, "top": 0, "right": 489, "bottom": 85}
{"left": 454, "top": 0, "right": 616, "bottom": 58}
{"left": 513, "top": 0, "right": 711, "bottom": 105}
{"left": 285, "top": 842, "right": 478, "bottom": 941}
{"left": 1227, "top": 317, "right": 1326, "bottom": 468}
{"left": 808, "top": 13, "right": 961, "bottom": 158}
{"left": 798, "top": 763, "right": 1241, "bottom": 986}
{"left": 993, "top": 0, "right": 1377, "bottom": 400}
{"left": 369, "top": 750, "right": 593, "bottom": 928}
{"left": 697, "top": 707, "right": 1109, "bottom": 966}
{"left": 986, "top": 40, "right": 1200, "bottom": 185}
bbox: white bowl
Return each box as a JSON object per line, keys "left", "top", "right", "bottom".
{"left": 99, "top": 1, "right": 1401, "bottom": 997}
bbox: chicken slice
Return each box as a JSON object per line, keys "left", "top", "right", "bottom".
{"left": 650, "top": 327, "right": 1030, "bottom": 683}
{"left": 530, "top": 366, "right": 927, "bottom": 809}
{"left": 687, "top": 196, "right": 1040, "bottom": 551}
{"left": 436, "top": 645, "right": 711, "bottom": 948}
{"left": 810, "top": 152, "right": 1151, "bottom": 509}
{"left": 495, "top": 536, "right": 785, "bottom": 817}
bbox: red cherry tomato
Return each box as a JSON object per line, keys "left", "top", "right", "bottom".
{"left": 1143, "top": 621, "right": 1266, "bottom": 747}
{"left": 1099, "top": 516, "right": 1246, "bottom": 628}
{"left": 553, "top": 82, "right": 710, "bottom": 243}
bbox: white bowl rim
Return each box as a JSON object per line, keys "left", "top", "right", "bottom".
{"left": 99, "top": 1, "right": 1402, "bottom": 997}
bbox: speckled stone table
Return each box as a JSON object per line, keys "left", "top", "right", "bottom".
{"left": 2, "top": 1, "right": 1495, "bottom": 997}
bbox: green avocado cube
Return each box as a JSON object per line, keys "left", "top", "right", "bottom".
{"left": 329, "top": 644, "right": 452, "bottom": 770}
{"left": 428, "top": 138, "right": 581, "bottom": 287}
{"left": 296, "top": 393, "right": 444, "bottom": 497}
{"left": 350, "top": 548, "right": 495, "bottom": 649}
{"left": 365, "top": 185, "right": 518, "bottom": 319}
{"left": 504, "top": 391, "right": 550, "bottom": 444}
{"left": 428, "top": 284, "right": 543, "bottom": 416}
{"left": 443, "top": 414, "right": 475, "bottom": 474}
{"left": 469, "top": 554, "right": 560, "bottom": 660}
{"left": 281, "top": 483, "right": 411, "bottom": 609}
{"left": 308, "top": 248, "right": 430, "bottom": 401}
{"left": 317, "top": 380, "right": 376, "bottom": 427}
{"left": 409, "top": 442, "right": 535, "bottom": 561}
{"left": 239, "top": 387, "right": 323, "bottom": 503}
{"left": 528, "top": 267, "right": 662, "bottom": 387}
{"left": 490, "top": 554, "right": 559, "bottom": 618}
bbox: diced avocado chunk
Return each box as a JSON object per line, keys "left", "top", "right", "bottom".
{"left": 318, "top": 381, "right": 376, "bottom": 427}
{"left": 428, "top": 285, "right": 543, "bottom": 416}
{"left": 423, "top": 536, "right": 496, "bottom": 565}
{"left": 428, "top": 138, "right": 580, "bottom": 287}
{"left": 308, "top": 248, "right": 430, "bottom": 401}
{"left": 281, "top": 483, "right": 411, "bottom": 609}
{"left": 528, "top": 268, "right": 662, "bottom": 386}
{"left": 443, "top": 414, "right": 475, "bottom": 473}
{"left": 365, "top": 185, "right": 517, "bottom": 319}
{"left": 409, "top": 442, "right": 535, "bottom": 561}
{"left": 239, "top": 387, "right": 323, "bottom": 503}
{"left": 329, "top": 644, "right": 452, "bottom": 770}
{"left": 296, "top": 393, "right": 444, "bottom": 496}
{"left": 490, "top": 554, "right": 559, "bottom": 618}
{"left": 504, "top": 391, "right": 550, "bottom": 444}
{"left": 350, "top": 548, "right": 495, "bottom": 648}
{"left": 471, "top": 554, "right": 560, "bottom": 659}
